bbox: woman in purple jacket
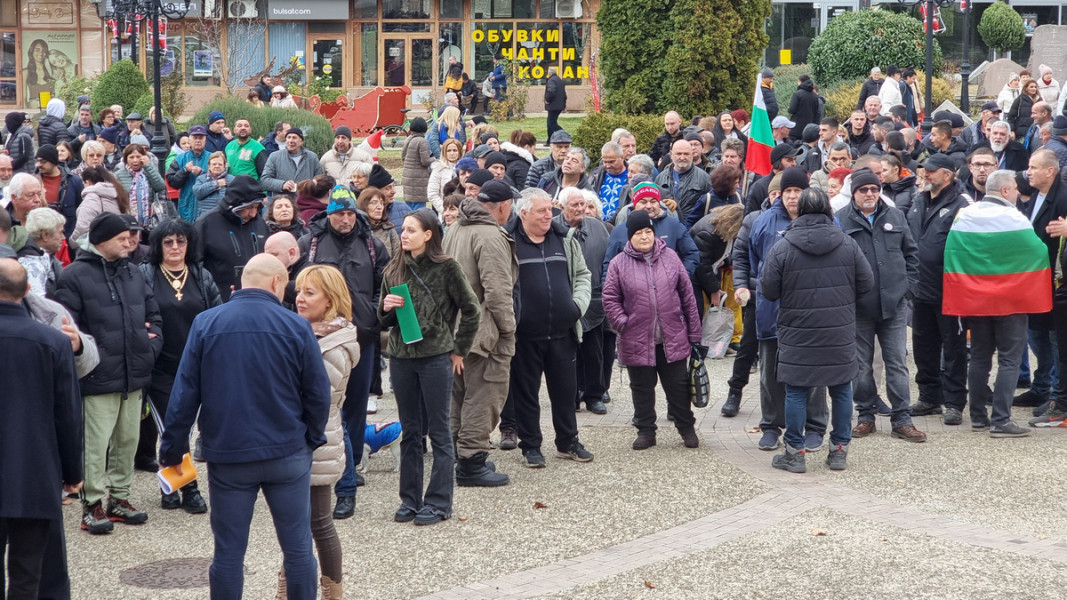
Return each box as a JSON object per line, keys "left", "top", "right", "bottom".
{"left": 603, "top": 210, "right": 703, "bottom": 451}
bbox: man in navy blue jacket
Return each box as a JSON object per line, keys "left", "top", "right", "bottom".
{"left": 160, "top": 253, "right": 331, "bottom": 600}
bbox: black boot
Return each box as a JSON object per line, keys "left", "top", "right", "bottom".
{"left": 181, "top": 481, "right": 208, "bottom": 514}
{"left": 456, "top": 452, "right": 509, "bottom": 487}
{"left": 721, "top": 389, "right": 741, "bottom": 418}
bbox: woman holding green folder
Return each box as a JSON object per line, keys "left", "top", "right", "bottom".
{"left": 379, "top": 209, "right": 481, "bottom": 526}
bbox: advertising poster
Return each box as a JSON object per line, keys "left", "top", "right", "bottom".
{"left": 23, "top": 30, "right": 79, "bottom": 109}
{"left": 193, "top": 50, "right": 213, "bottom": 77}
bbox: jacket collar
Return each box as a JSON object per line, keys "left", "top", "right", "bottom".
{"left": 230, "top": 288, "right": 281, "bottom": 305}
{"left": 0, "top": 300, "right": 27, "bottom": 317}
{"left": 980, "top": 194, "right": 1015, "bottom": 208}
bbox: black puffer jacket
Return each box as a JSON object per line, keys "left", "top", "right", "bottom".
{"left": 296, "top": 211, "right": 389, "bottom": 347}
{"left": 885, "top": 175, "right": 918, "bottom": 213}
{"left": 759, "top": 213, "right": 873, "bottom": 387}
{"left": 836, "top": 201, "right": 918, "bottom": 321}
{"left": 195, "top": 202, "right": 268, "bottom": 302}
{"left": 691, "top": 214, "right": 731, "bottom": 296}
{"left": 54, "top": 249, "right": 163, "bottom": 396}
{"left": 37, "top": 115, "right": 71, "bottom": 147}
{"left": 906, "top": 180, "right": 970, "bottom": 303}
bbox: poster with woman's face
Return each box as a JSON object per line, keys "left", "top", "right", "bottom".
{"left": 23, "top": 31, "right": 79, "bottom": 109}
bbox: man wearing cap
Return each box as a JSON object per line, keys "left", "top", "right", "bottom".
{"left": 788, "top": 75, "right": 820, "bottom": 141}
{"left": 464, "top": 168, "right": 494, "bottom": 199}
{"left": 878, "top": 66, "right": 903, "bottom": 115}
{"left": 796, "top": 124, "right": 822, "bottom": 173}
{"left": 539, "top": 147, "right": 594, "bottom": 199}
{"left": 195, "top": 175, "right": 268, "bottom": 302}
{"left": 655, "top": 139, "right": 712, "bottom": 220}
{"left": 906, "top": 153, "right": 971, "bottom": 423}
{"left": 293, "top": 186, "right": 389, "bottom": 515}
{"left": 121, "top": 113, "right": 145, "bottom": 149}
{"left": 836, "top": 168, "right": 925, "bottom": 443}
{"left": 483, "top": 150, "right": 520, "bottom": 190}
{"left": 743, "top": 167, "right": 828, "bottom": 451}
{"left": 364, "top": 163, "right": 409, "bottom": 226}
{"left": 97, "top": 126, "right": 124, "bottom": 172}
{"left": 961, "top": 101, "right": 1003, "bottom": 151}
{"left": 771, "top": 115, "right": 795, "bottom": 145}
{"left": 650, "top": 112, "right": 685, "bottom": 171}
{"left": 67, "top": 104, "right": 101, "bottom": 156}
{"left": 745, "top": 143, "right": 799, "bottom": 214}
{"left": 526, "top": 130, "right": 573, "bottom": 188}
{"left": 224, "top": 118, "right": 267, "bottom": 180}
{"left": 760, "top": 68, "right": 779, "bottom": 121}
{"left": 204, "top": 111, "right": 233, "bottom": 154}
{"left": 321, "top": 126, "right": 371, "bottom": 184}
{"left": 505, "top": 185, "right": 593, "bottom": 467}
{"left": 857, "top": 66, "right": 884, "bottom": 110}
{"left": 442, "top": 180, "right": 517, "bottom": 487}
{"left": 166, "top": 125, "right": 212, "bottom": 222}
{"left": 54, "top": 212, "right": 163, "bottom": 535}
{"left": 35, "top": 144, "right": 84, "bottom": 240}
{"left": 262, "top": 128, "right": 323, "bottom": 196}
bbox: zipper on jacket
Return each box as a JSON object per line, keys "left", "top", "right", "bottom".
{"left": 229, "top": 230, "right": 241, "bottom": 257}
{"left": 541, "top": 240, "right": 553, "bottom": 340}
{"left": 645, "top": 255, "right": 660, "bottom": 348}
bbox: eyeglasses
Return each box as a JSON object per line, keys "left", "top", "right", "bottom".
{"left": 856, "top": 186, "right": 880, "bottom": 195}
{"left": 970, "top": 162, "right": 997, "bottom": 170}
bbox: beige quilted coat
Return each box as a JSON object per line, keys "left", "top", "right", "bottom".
{"left": 311, "top": 320, "right": 361, "bottom": 487}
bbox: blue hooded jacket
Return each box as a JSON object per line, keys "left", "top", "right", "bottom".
{"left": 748, "top": 200, "right": 794, "bottom": 341}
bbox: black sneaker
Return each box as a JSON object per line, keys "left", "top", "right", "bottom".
{"left": 910, "top": 401, "right": 943, "bottom": 416}
{"left": 557, "top": 441, "right": 594, "bottom": 462}
{"left": 771, "top": 446, "right": 806, "bottom": 473}
{"left": 602, "top": 391, "right": 612, "bottom": 404}
{"left": 825, "top": 444, "right": 848, "bottom": 470}
{"left": 943, "top": 407, "right": 963, "bottom": 426}
{"left": 1017, "top": 377, "right": 1031, "bottom": 389}
{"left": 182, "top": 489, "right": 208, "bottom": 514}
{"left": 161, "top": 491, "right": 181, "bottom": 510}
{"left": 81, "top": 501, "right": 114, "bottom": 534}
{"left": 394, "top": 505, "right": 417, "bottom": 523}
{"left": 413, "top": 507, "right": 451, "bottom": 526}
{"left": 721, "top": 389, "right": 741, "bottom": 418}
{"left": 1013, "top": 390, "right": 1049, "bottom": 407}
{"left": 107, "top": 498, "right": 148, "bottom": 525}
{"left": 990, "top": 422, "right": 1031, "bottom": 438}
{"left": 522, "top": 448, "right": 547, "bottom": 468}
{"left": 758, "top": 430, "right": 780, "bottom": 451}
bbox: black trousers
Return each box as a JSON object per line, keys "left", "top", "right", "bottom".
{"left": 510, "top": 335, "right": 580, "bottom": 452}
{"left": 727, "top": 303, "right": 758, "bottom": 393}
{"left": 627, "top": 345, "right": 695, "bottom": 435}
{"left": 0, "top": 517, "right": 51, "bottom": 599}
{"left": 602, "top": 330, "right": 618, "bottom": 393}
{"left": 547, "top": 110, "right": 562, "bottom": 140}
{"left": 136, "top": 368, "right": 175, "bottom": 467}
{"left": 575, "top": 322, "right": 606, "bottom": 406}
{"left": 36, "top": 516, "right": 69, "bottom": 600}
{"left": 911, "top": 300, "right": 968, "bottom": 410}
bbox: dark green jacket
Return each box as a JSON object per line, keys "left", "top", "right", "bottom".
{"left": 378, "top": 254, "right": 481, "bottom": 359}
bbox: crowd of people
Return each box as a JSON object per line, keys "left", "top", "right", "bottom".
{"left": 3, "top": 59, "right": 1067, "bottom": 598}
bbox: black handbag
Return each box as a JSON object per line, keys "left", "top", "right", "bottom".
{"left": 688, "top": 345, "right": 711, "bottom": 408}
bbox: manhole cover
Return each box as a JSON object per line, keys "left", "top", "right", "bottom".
{"left": 119, "top": 558, "right": 212, "bottom": 589}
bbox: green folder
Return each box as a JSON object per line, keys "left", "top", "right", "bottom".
{"left": 389, "top": 283, "right": 424, "bottom": 344}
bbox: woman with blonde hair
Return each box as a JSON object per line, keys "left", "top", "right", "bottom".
{"left": 428, "top": 105, "right": 467, "bottom": 158}
{"left": 282, "top": 264, "right": 360, "bottom": 598}
{"left": 428, "top": 138, "right": 463, "bottom": 213}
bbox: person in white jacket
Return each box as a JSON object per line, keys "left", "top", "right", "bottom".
{"left": 1036, "top": 64, "right": 1061, "bottom": 105}
{"left": 997, "top": 73, "right": 1021, "bottom": 114}
{"left": 427, "top": 139, "right": 464, "bottom": 214}
{"left": 878, "top": 66, "right": 904, "bottom": 116}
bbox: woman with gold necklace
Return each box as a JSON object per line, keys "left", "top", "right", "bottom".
{"left": 135, "top": 219, "right": 222, "bottom": 512}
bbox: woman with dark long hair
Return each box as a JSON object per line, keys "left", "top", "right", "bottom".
{"left": 712, "top": 111, "right": 747, "bottom": 151}
{"left": 136, "top": 219, "right": 221, "bottom": 512}
{"left": 379, "top": 209, "right": 480, "bottom": 526}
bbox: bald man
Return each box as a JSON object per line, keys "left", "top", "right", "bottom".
{"left": 160, "top": 253, "right": 331, "bottom": 599}
{"left": 264, "top": 231, "right": 300, "bottom": 309}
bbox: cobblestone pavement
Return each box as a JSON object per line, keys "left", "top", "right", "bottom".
{"left": 66, "top": 354, "right": 1067, "bottom": 598}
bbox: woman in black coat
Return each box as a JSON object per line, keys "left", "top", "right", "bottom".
{"left": 712, "top": 111, "right": 747, "bottom": 152}
{"left": 1007, "top": 79, "right": 1039, "bottom": 140}
{"left": 787, "top": 76, "right": 821, "bottom": 141}
{"left": 760, "top": 188, "right": 873, "bottom": 473}
{"left": 136, "top": 219, "right": 222, "bottom": 513}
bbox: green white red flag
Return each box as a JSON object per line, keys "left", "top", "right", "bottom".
{"left": 744, "top": 74, "right": 774, "bottom": 177}
{"left": 942, "top": 201, "right": 1051, "bottom": 317}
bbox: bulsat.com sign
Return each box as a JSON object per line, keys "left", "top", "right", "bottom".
{"left": 473, "top": 28, "right": 589, "bottom": 80}
{"left": 266, "top": 0, "right": 348, "bottom": 20}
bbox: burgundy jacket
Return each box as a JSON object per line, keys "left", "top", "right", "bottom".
{"left": 603, "top": 238, "right": 701, "bottom": 366}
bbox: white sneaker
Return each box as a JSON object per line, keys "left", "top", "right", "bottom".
{"left": 366, "top": 395, "right": 379, "bottom": 414}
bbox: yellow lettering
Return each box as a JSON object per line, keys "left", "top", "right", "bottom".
{"left": 517, "top": 29, "right": 528, "bottom": 43}
{"left": 532, "top": 48, "right": 544, "bottom": 60}
{"left": 517, "top": 47, "right": 529, "bottom": 61}
{"left": 546, "top": 29, "right": 559, "bottom": 42}
{"left": 500, "top": 48, "right": 513, "bottom": 60}
{"left": 531, "top": 66, "right": 545, "bottom": 79}
{"left": 472, "top": 30, "right": 484, "bottom": 43}
{"left": 532, "top": 29, "right": 544, "bottom": 42}
{"left": 501, "top": 29, "right": 512, "bottom": 43}
{"left": 547, "top": 47, "right": 559, "bottom": 61}
{"left": 488, "top": 30, "right": 498, "bottom": 43}
{"left": 562, "top": 48, "right": 575, "bottom": 61}
{"left": 562, "top": 66, "right": 574, "bottom": 79}
{"left": 576, "top": 67, "right": 589, "bottom": 79}
{"left": 518, "top": 66, "right": 530, "bottom": 78}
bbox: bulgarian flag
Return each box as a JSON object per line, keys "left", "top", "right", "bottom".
{"left": 744, "top": 74, "right": 774, "bottom": 177}
{"left": 943, "top": 202, "right": 1052, "bottom": 317}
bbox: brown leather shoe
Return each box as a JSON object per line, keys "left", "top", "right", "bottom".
{"left": 851, "top": 421, "right": 877, "bottom": 437}
{"left": 891, "top": 424, "right": 927, "bottom": 443}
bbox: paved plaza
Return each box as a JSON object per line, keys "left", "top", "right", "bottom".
{"left": 67, "top": 355, "right": 1067, "bottom": 599}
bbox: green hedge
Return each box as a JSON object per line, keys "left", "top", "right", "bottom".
{"left": 131, "top": 93, "right": 171, "bottom": 120}
{"left": 772, "top": 64, "right": 815, "bottom": 115}
{"left": 808, "top": 10, "right": 941, "bottom": 86}
{"left": 573, "top": 112, "right": 665, "bottom": 166}
{"left": 189, "top": 96, "right": 335, "bottom": 156}
{"left": 978, "top": 1, "right": 1026, "bottom": 53}
{"left": 92, "top": 60, "right": 150, "bottom": 116}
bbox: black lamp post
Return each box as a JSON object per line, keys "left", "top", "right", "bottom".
{"left": 93, "top": 0, "right": 190, "bottom": 167}
{"left": 959, "top": 0, "right": 972, "bottom": 113}
{"left": 898, "top": 0, "right": 955, "bottom": 136}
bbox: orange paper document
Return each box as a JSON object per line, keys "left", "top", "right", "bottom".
{"left": 157, "top": 454, "right": 197, "bottom": 494}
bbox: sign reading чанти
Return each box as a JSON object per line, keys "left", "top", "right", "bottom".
{"left": 473, "top": 28, "right": 589, "bottom": 80}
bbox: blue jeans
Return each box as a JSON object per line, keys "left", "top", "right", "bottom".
{"left": 207, "top": 448, "right": 316, "bottom": 600}
{"left": 785, "top": 383, "right": 852, "bottom": 450}
{"left": 390, "top": 354, "right": 455, "bottom": 515}
{"left": 1027, "top": 328, "right": 1058, "bottom": 396}
{"left": 854, "top": 310, "right": 913, "bottom": 427}
{"left": 335, "top": 339, "right": 377, "bottom": 498}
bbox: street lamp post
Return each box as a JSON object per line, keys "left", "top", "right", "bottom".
{"left": 93, "top": 0, "right": 189, "bottom": 167}
{"left": 899, "top": 0, "right": 954, "bottom": 136}
{"left": 960, "top": 0, "right": 971, "bottom": 114}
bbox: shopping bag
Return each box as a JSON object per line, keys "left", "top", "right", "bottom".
{"left": 688, "top": 345, "right": 711, "bottom": 408}
{"left": 701, "top": 296, "right": 734, "bottom": 359}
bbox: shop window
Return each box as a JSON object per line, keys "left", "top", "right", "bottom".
{"left": 269, "top": 22, "right": 306, "bottom": 85}
{"left": 382, "top": 22, "right": 432, "bottom": 32}
{"left": 441, "top": 0, "right": 463, "bottom": 19}
{"left": 0, "top": 31, "right": 15, "bottom": 104}
{"left": 382, "top": 0, "right": 430, "bottom": 19}
{"left": 514, "top": 22, "right": 556, "bottom": 85}
{"left": 439, "top": 22, "right": 464, "bottom": 85}
{"left": 184, "top": 24, "right": 221, "bottom": 87}
{"left": 764, "top": 3, "right": 816, "bottom": 68}
{"left": 360, "top": 23, "right": 378, "bottom": 86}
{"left": 473, "top": 0, "right": 535, "bottom": 19}
{"left": 227, "top": 21, "right": 266, "bottom": 87}
{"left": 355, "top": 0, "right": 377, "bottom": 18}
{"left": 471, "top": 22, "right": 502, "bottom": 82}
{"left": 561, "top": 21, "right": 589, "bottom": 84}
{"left": 149, "top": 23, "right": 181, "bottom": 79}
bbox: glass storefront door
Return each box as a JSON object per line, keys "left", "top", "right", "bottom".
{"left": 382, "top": 35, "right": 435, "bottom": 88}
{"left": 311, "top": 37, "right": 344, "bottom": 88}
{"left": 0, "top": 32, "right": 15, "bottom": 105}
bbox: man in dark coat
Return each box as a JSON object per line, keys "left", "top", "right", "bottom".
{"left": 787, "top": 75, "right": 820, "bottom": 141}
{"left": 54, "top": 213, "right": 163, "bottom": 535}
{"left": 975, "top": 120, "right": 1028, "bottom": 172}
{"left": 856, "top": 66, "right": 884, "bottom": 110}
{"left": 195, "top": 175, "right": 268, "bottom": 301}
{"left": 0, "top": 257, "right": 83, "bottom": 596}
{"left": 654, "top": 139, "right": 712, "bottom": 219}
{"left": 761, "top": 187, "right": 873, "bottom": 473}
{"left": 761, "top": 68, "right": 779, "bottom": 121}
{"left": 649, "top": 111, "right": 684, "bottom": 171}
{"left": 544, "top": 66, "right": 567, "bottom": 142}
{"left": 906, "top": 154, "right": 971, "bottom": 424}
{"left": 836, "top": 169, "right": 925, "bottom": 443}
{"left": 295, "top": 186, "right": 389, "bottom": 518}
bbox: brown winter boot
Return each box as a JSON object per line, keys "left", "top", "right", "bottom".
{"left": 321, "top": 575, "right": 343, "bottom": 599}
{"left": 275, "top": 570, "right": 286, "bottom": 600}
